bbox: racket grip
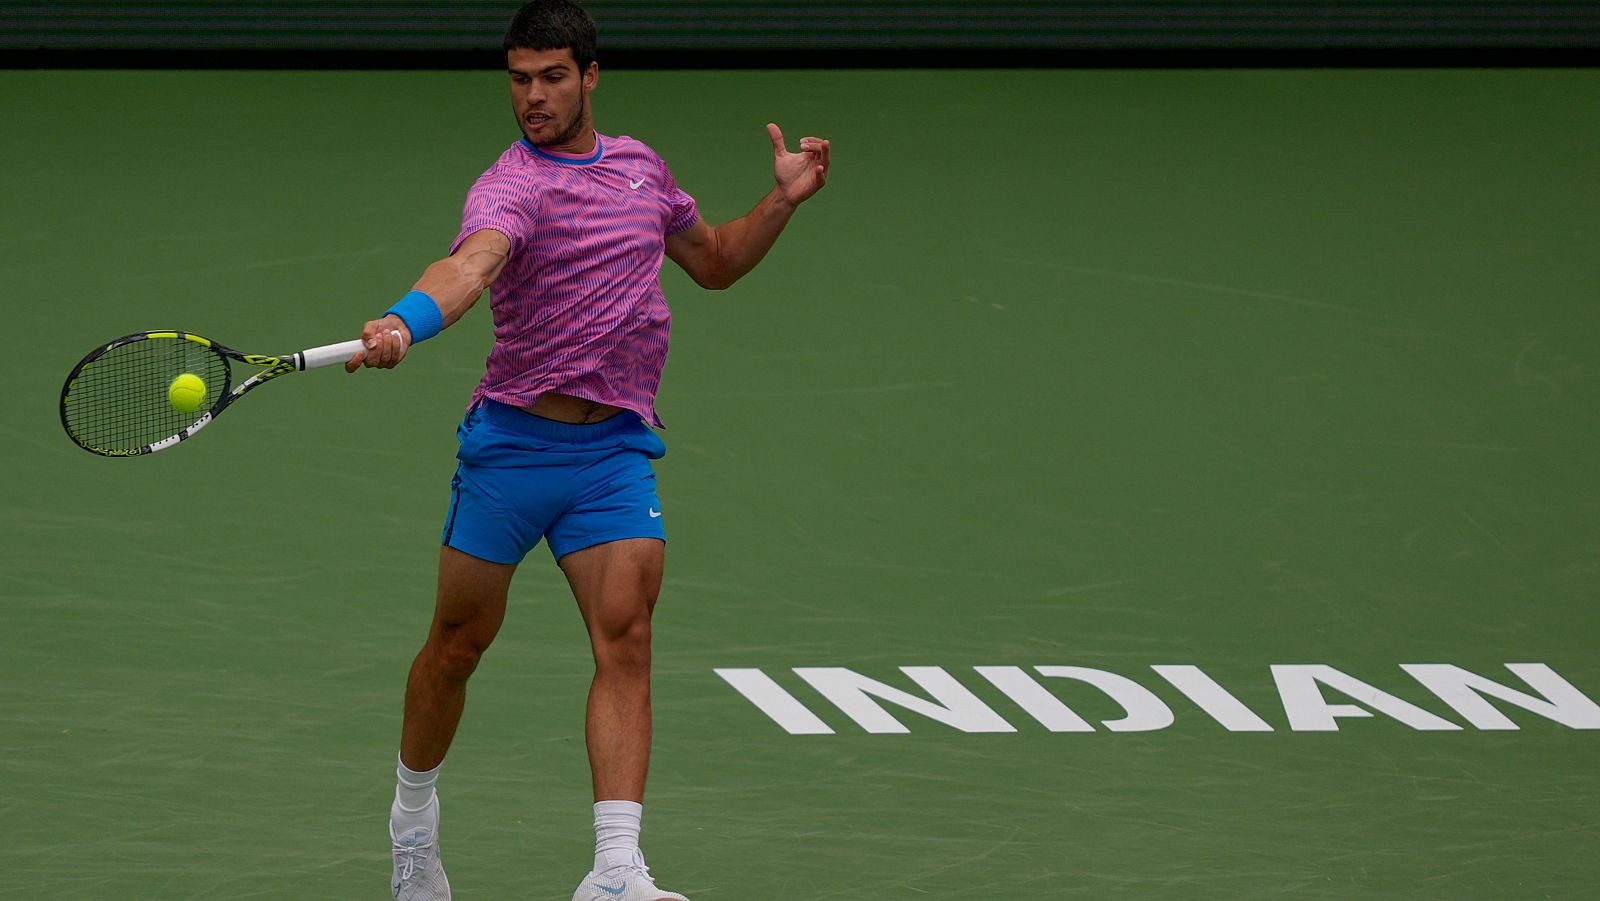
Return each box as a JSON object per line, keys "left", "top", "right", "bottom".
{"left": 296, "top": 339, "right": 371, "bottom": 371}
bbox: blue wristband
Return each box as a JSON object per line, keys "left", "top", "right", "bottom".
{"left": 384, "top": 290, "right": 444, "bottom": 344}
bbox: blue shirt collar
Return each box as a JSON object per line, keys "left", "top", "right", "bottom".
{"left": 521, "top": 135, "right": 604, "bottom": 165}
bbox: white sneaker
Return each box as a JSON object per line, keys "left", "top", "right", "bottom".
{"left": 572, "top": 851, "right": 689, "bottom": 901}
{"left": 390, "top": 797, "right": 451, "bottom": 900}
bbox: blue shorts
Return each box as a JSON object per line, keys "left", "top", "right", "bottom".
{"left": 442, "top": 400, "right": 667, "bottom": 564}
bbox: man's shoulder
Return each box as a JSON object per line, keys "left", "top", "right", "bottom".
{"left": 470, "top": 141, "right": 544, "bottom": 186}
{"left": 606, "top": 134, "right": 666, "bottom": 164}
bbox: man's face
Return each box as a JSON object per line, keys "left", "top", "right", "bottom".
{"left": 507, "top": 47, "right": 598, "bottom": 151}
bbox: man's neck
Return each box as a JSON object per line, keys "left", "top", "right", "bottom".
{"left": 547, "top": 124, "right": 597, "bottom": 156}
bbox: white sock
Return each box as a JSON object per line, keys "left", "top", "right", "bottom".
{"left": 593, "top": 800, "right": 643, "bottom": 872}
{"left": 392, "top": 754, "right": 441, "bottom": 833}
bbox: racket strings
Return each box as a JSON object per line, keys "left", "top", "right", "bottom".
{"left": 63, "top": 338, "right": 230, "bottom": 453}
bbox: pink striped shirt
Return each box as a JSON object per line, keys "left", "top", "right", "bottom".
{"left": 451, "top": 133, "right": 699, "bottom": 427}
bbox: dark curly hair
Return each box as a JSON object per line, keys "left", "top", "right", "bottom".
{"left": 503, "top": 0, "right": 598, "bottom": 70}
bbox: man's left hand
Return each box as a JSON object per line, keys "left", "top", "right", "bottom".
{"left": 768, "top": 123, "right": 830, "bottom": 206}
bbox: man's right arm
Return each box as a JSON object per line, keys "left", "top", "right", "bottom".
{"left": 346, "top": 228, "right": 512, "bottom": 372}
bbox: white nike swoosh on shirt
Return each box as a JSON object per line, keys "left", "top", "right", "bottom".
{"left": 629, "top": 177, "right": 646, "bottom": 189}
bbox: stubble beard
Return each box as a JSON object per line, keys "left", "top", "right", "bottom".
{"left": 527, "top": 89, "right": 590, "bottom": 149}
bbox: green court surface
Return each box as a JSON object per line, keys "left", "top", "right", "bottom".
{"left": 3, "top": 67, "right": 1599, "bottom": 899}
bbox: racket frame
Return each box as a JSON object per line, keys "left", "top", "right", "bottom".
{"left": 60, "top": 330, "right": 366, "bottom": 457}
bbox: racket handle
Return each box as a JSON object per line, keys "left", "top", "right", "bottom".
{"left": 296, "top": 339, "right": 370, "bottom": 371}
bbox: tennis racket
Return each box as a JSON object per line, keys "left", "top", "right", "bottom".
{"left": 60, "top": 329, "right": 372, "bottom": 457}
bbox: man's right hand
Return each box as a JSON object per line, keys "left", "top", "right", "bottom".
{"left": 345, "top": 314, "right": 412, "bottom": 372}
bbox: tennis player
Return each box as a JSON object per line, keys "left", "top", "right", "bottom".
{"left": 345, "top": 1, "right": 829, "bottom": 899}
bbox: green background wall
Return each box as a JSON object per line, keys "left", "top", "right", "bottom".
{"left": 4, "top": 1, "right": 1598, "bottom": 53}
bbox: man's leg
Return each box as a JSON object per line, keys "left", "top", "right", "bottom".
{"left": 560, "top": 537, "right": 690, "bottom": 900}
{"left": 403, "top": 545, "right": 518, "bottom": 770}
{"left": 390, "top": 545, "right": 517, "bottom": 901}
{"left": 558, "top": 537, "right": 663, "bottom": 803}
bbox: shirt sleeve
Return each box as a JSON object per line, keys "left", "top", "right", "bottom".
{"left": 656, "top": 156, "right": 700, "bottom": 236}
{"left": 451, "top": 165, "right": 538, "bottom": 258}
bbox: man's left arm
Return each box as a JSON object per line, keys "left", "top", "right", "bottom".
{"left": 665, "top": 123, "right": 830, "bottom": 291}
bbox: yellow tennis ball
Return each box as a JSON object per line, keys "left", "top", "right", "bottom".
{"left": 168, "top": 373, "right": 207, "bottom": 413}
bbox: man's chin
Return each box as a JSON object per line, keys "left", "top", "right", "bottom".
{"left": 521, "top": 119, "right": 568, "bottom": 145}
{"left": 521, "top": 116, "right": 588, "bottom": 150}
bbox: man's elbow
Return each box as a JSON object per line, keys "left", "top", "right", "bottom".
{"left": 690, "top": 263, "right": 737, "bottom": 291}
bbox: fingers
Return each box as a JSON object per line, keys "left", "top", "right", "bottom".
{"left": 347, "top": 316, "right": 410, "bottom": 371}
{"left": 365, "top": 328, "right": 408, "bottom": 369}
{"left": 767, "top": 122, "right": 786, "bottom": 156}
{"left": 798, "top": 136, "right": 830, "bottom": 191}
{"left": 798, "top": 136, "right": 830, "bottom": 169}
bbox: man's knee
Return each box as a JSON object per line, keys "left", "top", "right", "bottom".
{"left": 424, "top": 622, "right": 496, "bottom": 683}
{"left": 592, "top": 613, "right": 652, "bottom": 678}
{"left": 424, "top": 549, "right": 513, "bottom": 684}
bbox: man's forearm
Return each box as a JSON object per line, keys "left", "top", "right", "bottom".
{"left": 377, "top": 233, "right": 510, "bottom": 343}
{"left": 412, "top": 254, "right": 492, "bottom": 328}
{"left": 706, "top": 186, "right": 797, "bottom": 289}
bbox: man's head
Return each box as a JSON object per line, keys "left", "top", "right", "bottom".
{"left": 504, "top": 0, "right": 596, "bottom": 70}
{"left": 504, "top": 0, "right": 599, "bottom": 151}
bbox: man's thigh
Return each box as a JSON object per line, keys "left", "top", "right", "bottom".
{"left": 430, "top": 545, "right": 517, "bottom": 643}
{"left": 557, "top": 538, "right": 665, "bottom": 639}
